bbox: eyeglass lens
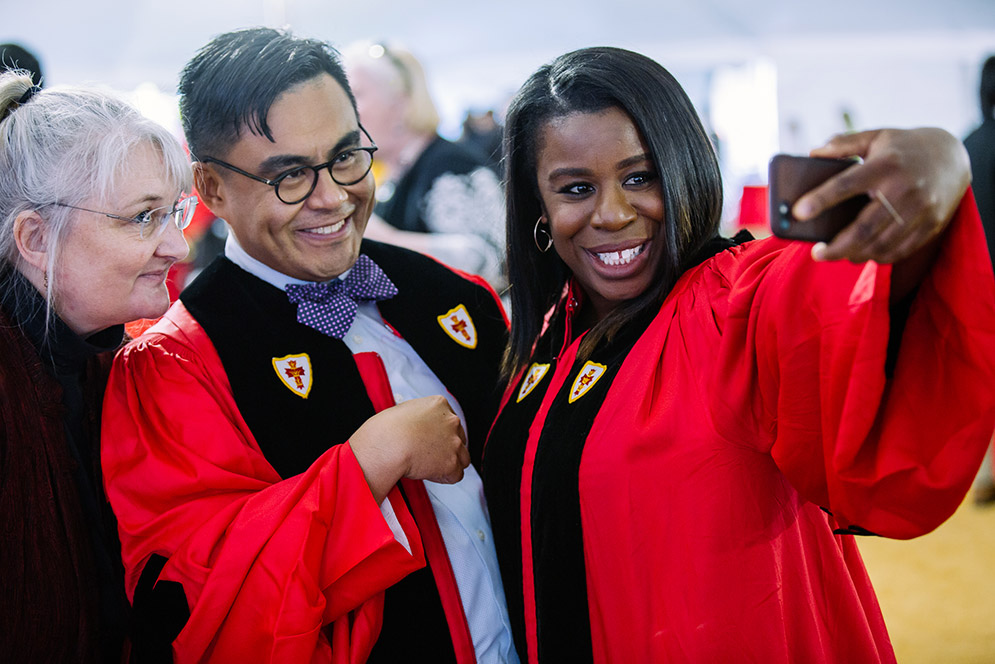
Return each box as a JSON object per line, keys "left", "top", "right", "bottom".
{"left": 275, "top": 149, "right": 374, "bottom": 204}
{"left": 142, "top": 197, "right": 197, "bottom": 239}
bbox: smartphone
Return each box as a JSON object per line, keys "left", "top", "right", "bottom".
{"left": 768, "top": 154, "right": 870, "bottom": 242}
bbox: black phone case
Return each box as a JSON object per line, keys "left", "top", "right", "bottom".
{"left": 768, "top": 154, "right": 870, "bottom": 242}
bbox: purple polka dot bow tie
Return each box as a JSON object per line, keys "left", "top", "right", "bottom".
{"left": 285, "top": 254, "right": 398, "bottom": 339}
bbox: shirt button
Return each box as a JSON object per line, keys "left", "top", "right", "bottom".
{"left": 352, "top": 334, "right": 364, "bottom": 344}
{"left": 476, "top": 529, "right": 487, "bottom": 542}
{"left": 393, "top": 392, "right": 404, "bottom": 403}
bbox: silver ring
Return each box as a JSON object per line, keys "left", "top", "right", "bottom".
{"left": 874, "top": 190, "right": 906, "bottom": 227}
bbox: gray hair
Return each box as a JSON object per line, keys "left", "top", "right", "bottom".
{"left": 0, "top": 69, "right": 192, "bottom": 319}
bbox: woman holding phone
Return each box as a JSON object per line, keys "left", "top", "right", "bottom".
{"left": 482, "top": 47, "right": 995, "bottom": 663}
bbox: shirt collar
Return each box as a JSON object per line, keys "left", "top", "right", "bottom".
{"left": 224, "top": 231, "right": 353, "bottom": 290}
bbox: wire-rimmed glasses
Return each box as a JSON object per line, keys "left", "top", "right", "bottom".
{"left": 52, "top": 196, "right": 197, "bottom": 239}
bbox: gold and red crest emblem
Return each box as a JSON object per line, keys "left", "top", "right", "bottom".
{"left": 273, "top": 353, "right": 313, "bottom": 399}
{"left": 437, "top": 304, "right": 478, "bottom": 349}
{"left": 568, "top": 361, "right": 607, "bottom": 403}
{"left": 516, "top": 363, "right": 551, "bottom": 403}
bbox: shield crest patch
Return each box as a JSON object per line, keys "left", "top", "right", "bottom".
{"left": 568, "top": 361, "right": 607, "bottom": 403}
{"left": 273, "top": 353, "right": 313, "bottom": 399}
{"left": 437, "top": 304, "right": 478, "bottom": 349}
{"left": 517, "top": 363, "right": 551, "bottom": 403}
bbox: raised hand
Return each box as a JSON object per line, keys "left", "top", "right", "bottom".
{"left": 350, "top": 395, "right": 470, "bottom": 502}
{"left": 794, "top": 128, "right": 970, "bottom": 266}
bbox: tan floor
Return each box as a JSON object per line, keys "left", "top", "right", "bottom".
{"left": 857, "top": 498, "right": 995, "bottom": 663}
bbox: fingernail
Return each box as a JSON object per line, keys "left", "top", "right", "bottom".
{"left": 811, "top": 242, "right": 827, "bottom": 261}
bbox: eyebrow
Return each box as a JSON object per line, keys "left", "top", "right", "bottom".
{"left": 257, "top": 129, "right": 362, "bottom": 174}
{"left": 546, "top": 153, "right": 653, "bottom": 181}
{"left": 617, "top": 153, "right": 652, "bottom": 170}
{"left": 122, "top": 193, "right": 168, "bottom": 210}
{"left": 547, "top": 166, "right": 591, "bottom": 180}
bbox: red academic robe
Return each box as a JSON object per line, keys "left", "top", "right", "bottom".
{"left": 483, "top": 192, "right": 995, "bottom": 663}
{"left": 103, "top": 240, "right": 509, "bottom": 663}
{"left": 102, "top": 303, "right": 426, "bottom": 663}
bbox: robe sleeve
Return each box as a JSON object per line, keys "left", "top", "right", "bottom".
{"left": 100, "top": 316, "right": 426, "bottom": 662}
{"left": 710, "top": 191, "right": 995, "bottom": 540}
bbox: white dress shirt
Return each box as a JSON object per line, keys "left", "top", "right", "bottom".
{"left": 225, "top": 235, "right": 519, "bottom": 664}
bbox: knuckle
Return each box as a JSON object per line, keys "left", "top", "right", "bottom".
{"left": 907, "top": 181, "right": 929, "bottom": 207}
{"left": 854, "top": 220, "right": 877, "bottom": 241}
{"left": 878, "top": 149, "right": 901, "bottom": 170}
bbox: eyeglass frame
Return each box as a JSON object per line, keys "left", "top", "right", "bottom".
{"left": 198, "top": 124, "right": 379, "bottom": 205}
{"left": 50, "top": 196, "right": 198, "bottom": 239}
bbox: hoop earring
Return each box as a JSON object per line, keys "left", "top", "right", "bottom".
{"left": 534, "top": 217, "right": 553, "bottom": 253}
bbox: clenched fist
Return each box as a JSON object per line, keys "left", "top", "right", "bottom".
{"left": 350, "top": 395, "right": 470, "bottom": 502}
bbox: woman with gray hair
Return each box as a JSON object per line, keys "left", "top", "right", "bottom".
{"left": 0, "top": 69, "right": 194, "bottom": 661}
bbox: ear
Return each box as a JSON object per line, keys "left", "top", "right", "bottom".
{"left": 193, "top": 161, "right": 226, "bottom": 215}
{"left": 537, "top": 198, "right": 550, "bottom": 224}
{"left": 12, "top": 209, "right": 50, "bottom": 273}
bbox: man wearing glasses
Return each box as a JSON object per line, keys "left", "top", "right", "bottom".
{"left": 100, "top": 28, "right": 518, "bottom": 664}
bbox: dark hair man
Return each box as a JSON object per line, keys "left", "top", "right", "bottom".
{"left": 101, "top": 27, "right": 518, "bottom": 663}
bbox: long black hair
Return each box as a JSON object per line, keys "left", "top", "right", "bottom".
{"left": 502, "top": 46, "right": 724, "bottom": 377}
{"left": 179, "top": 27, "right": 356, "bottom": 160}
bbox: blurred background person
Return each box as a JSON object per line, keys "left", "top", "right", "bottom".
{"left": 459, "top": 107, "right": 504, "bottom": 175}
{"left": 0, "top": 42, "right": 43, "bottom": 87}
{"left": 0, "top": 70, "right": 192, "bottom": 661}
{"left": 343, "top": 41, "right": 507, "bottom": 291}
{"left": 964, "top": 54, "right": 995, "bottom": 505}
{"left": 965, "top": 55, "right": 995, "bottom": 267}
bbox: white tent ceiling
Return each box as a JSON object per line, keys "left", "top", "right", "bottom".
{"left": 7, "top": 0, "right": 994, "bottom": 93}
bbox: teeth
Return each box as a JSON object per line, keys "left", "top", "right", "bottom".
{"left": 306, "top": 219, "right": 346, "bottom": 235}
{"left": 596, "top": 244, "right": 644, "bottom": 266}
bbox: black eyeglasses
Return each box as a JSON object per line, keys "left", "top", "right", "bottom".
{"left": 201, "top": 125, "right": 378, "bottom": 205}
{"left": 52, "top": 196, "right": 197, "bottom": 240}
